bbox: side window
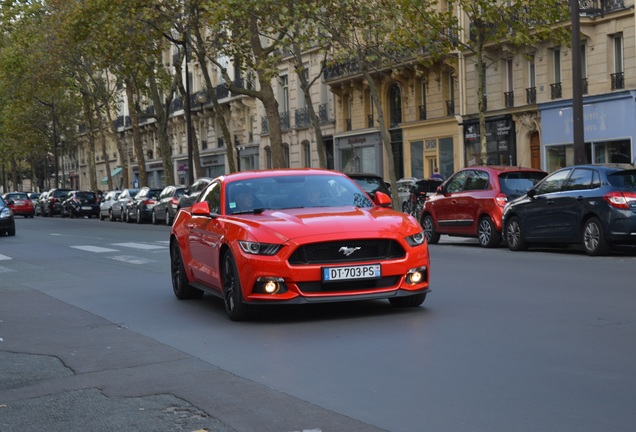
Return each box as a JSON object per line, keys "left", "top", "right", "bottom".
{"left": 200, "top": 181, "right": 221, "bottom": 213}
{"left": 464, "top": 170, "right": 489, "bottom": 191}
{"left": 563, "top": 168, "right": 593, "bottom": 191}
{"left": 445, "top": 171, "right": 468, "bottom": 193}
{"left": 535, "top": 169, "right": 571, "bottom": 194}
{"left": 591, "top": 170, "right": 601, "bottom": 189}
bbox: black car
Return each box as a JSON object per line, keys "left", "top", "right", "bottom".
{"left": 503, "top": 164, "right": 636, "bottom": 256}
{"left": 176, "top": 177, "right": 213, "bottom": 210}
{"left": 61, "top": 191, "right": 100, "bottom": 218}
{"left": 347, "top": 173, "right": 392, "bottom": 199}
{"left": 109, "top": 188, "right": 140, "bottom": 222}
{"left": 127, "top": 187, "right": 162, "bottom": 224}
{"left": 0, "top": 195, "right": 16, "bottom": 236}
{"left": 42, "top": 188, "right": 73, "bottom": 217}
{"left": 152, "top": 185, "right": 187, "bottom": 225}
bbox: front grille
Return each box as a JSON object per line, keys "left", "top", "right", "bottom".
{"left": 288, "top": 239, "right": 405, "bottom": 265}
{"left": 298, "top": 276, "right": 401, "bottom": 293}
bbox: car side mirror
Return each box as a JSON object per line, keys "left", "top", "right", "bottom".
{"left": 191, "top": 201, "right": 212, "bottom": 217}
{"left": 527, "top": 188, "right": 537, "bottom": 198}
{"left": 373, "top": 191, "right": 392, "bottom": 208}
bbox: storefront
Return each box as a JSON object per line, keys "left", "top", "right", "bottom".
{"left": 463, "top": 115, "right": 516, "bottom": 167}
{"left": 334, "top": 131, "right": 384, "bottom": 175}
{"left": 540, "top": 91, "right": 635, "bottom": 172}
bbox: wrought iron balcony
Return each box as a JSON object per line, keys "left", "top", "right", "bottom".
{"left": 550, "top": 82, "right": 562, "bottom": 100}
{"left": 579, "top": 0, "right": 625, "bottom": 15}
{"left": 319, "top": 103, "right": 329, "bottom": 124}
{"left": 280, "top": 111, "right": 290, "bottom": 131}
{"left": 611, "top": 72, "right": 624, "bottom": 90}
{"left": 295, "top": 107, "right": 311, "bottom": 128}
{"left": 504, "top": 91, "right": 514, "bottom": 108}
{"left": 526, "top": 87, "right": 537, "bottom": 104}
{"left": 215, "top": 83, "right": 229, "bottom": 100}
{"left": 169, "top": 97, "right": 183, "bottom": 113}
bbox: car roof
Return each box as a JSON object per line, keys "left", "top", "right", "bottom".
{"left": 461, "top": 165, "right": 546, "bottom": 173}
{"left": 217, "top": 168, "right": 348, "bottom": 183}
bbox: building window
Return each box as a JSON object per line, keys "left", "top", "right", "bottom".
{"left": 581, "top": 43, "right": 588, "bottom": 94}
{"left": 410, "top": 141, "right": 424, "bottom": 178}
{"left": 527, "top": 54, "right": 536, "bottom": 104}
{"left": 283, "top": 143, "right": 290, "bottom": 168}
{"left": 278, "top": 74, "right": 289, "bottom": 113}
{"left": 504, "top": 58, "right": 514, "bottom": 108}
{"left": 551, "top": 48, "right": 562, "bottom": 99}
{"left": 612, "top": 34, "right": 624, "bottom": 90}
{"left": 302, "top": 141, "right": 311, "bottom": 167}
{"left": 297, "top": 66, "right": 308, "bottom": 109}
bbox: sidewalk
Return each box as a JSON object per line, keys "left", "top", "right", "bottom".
{"left": 0, "top": 288, "right": 386, "bottom": 432}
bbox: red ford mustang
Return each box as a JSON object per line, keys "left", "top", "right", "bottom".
{"left": 170, "top": 169, "right": 431, "bottom": 320}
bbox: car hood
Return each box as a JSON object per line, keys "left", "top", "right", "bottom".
{"left": 228, "top": 206, "right": 420, "bottom": 243}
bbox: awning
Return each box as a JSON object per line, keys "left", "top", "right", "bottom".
{"left": 100, "top": 167, "right": 123, "bottom": 185}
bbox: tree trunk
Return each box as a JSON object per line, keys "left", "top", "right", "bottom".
{"left": 125, "top": 81, "right": 147, "bottom": 187}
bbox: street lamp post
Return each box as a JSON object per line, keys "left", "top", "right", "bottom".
{"left": 570, "top": 0, "right": 585, "bottom": 164}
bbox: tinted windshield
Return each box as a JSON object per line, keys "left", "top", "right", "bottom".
{"left": 7, "top": 193, "right": 28, "bottom": 200}
{"left": 226, "top": 174, "right": 374, "bottom": 214}
{"left": 608, "top": 170, "right": 636, "bottom": 189}
{"left": 76, "top": 192, "right": 96, "bottom": 201}
{"left": 499, "top": 172, "right": 547, "bottom": 199}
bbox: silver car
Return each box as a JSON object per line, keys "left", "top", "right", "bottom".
{"left": 99, "top": 190, "right": 121, "bottom": 221}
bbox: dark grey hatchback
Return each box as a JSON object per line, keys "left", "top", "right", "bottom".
{"left": 503, "top": 164, "right": 636, "bottom": 255}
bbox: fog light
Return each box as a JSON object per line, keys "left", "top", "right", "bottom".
{"left": 254, "top": 277, "right": 287, "bottom": 295}
{"left": 406, "top": 266, "right": 427, "bottom": 285}
{"left": 264, "top": 280, "right": 278, "bottom": 293}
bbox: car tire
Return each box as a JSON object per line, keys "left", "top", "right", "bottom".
{"left": 505, "top": 216, "right": 527, "bottom": 251}
{"left": 421, "top": 214, "right": 440, "bottom": 244}
{"left": 166, "top": 210, "right": 171, "bottom": 226}
{"left": 125, "top": 210, "right": 133, "bottom": 223}
{"left": 152, "top": 211, "right": 158, "bottom": 225}
{"left": 109, "top": 209, "right": 116, "bottom": 222}
{"left": 389, "top": 293, "right": 426, "bottom": 307}
{"left": 136, "top": 210, "right": 143, "bottom": 224}
{"left": 583, "top": 217, "right": 609, "bottom": 256}
{"left": 170, "top": 242, "right": 204, "bottom": 300}
{"left": 222, "top": 251, "right": 255, "bottom": 321}
{"left": 477, "top": 216, "right": 501, "bottom": 248}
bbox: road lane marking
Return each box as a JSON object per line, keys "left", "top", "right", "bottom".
{"left": 0, "top": 254, "right": 11, "bottom": 261}
{"left": 109, "top": 255, "right": 153, "bottom": 265}
{"left": 71, "top": 246, "right": 119, "bottom": 253}
{"left": 112, "top": 242, "right": 167, "bottom": 250}
{"left": 0, "top": 266, "right": 15, "bottom": 273}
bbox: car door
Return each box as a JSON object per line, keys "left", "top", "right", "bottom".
{"left": 522, "top": 168, "right": 572, "bottom": 240}
{"left": 433, "top": 170, "right": 469, "bottom": 233}
{"left": 552, "top": 168, "right": 596, "bottom": 241}
{"left": 187, "top": 181, "right": 223, "bottom": 289}
{"left": 455, "top": 169, "right": 490, "bottom": 235}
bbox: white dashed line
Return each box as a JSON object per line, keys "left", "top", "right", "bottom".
{"left": 109, "top": 255, "right": 154, "bottom": 265}
{"left": 0, "top": 254, "right": 11, "bottom": 261}
{"left": 112, "top": 242, "right": 167, "bottom": 250}
{"left": 0, "top": 266, "right": 15, "bottom": 273}
{"left": 71, "top": 246, "right": 119, "bottom": 253}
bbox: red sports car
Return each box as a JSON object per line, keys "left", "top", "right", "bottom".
{"left": 170, "top": 169, "right": 431, "bottom": 321}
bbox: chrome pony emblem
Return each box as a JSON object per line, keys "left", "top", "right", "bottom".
{"left": 339, "top": 246, "right": 361, "bottom": 256}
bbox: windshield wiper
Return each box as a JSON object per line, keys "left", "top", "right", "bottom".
{"left": 232, "top": 208, "right": 266, "bottom": 215}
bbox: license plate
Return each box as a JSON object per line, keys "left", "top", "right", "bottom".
{"left": 322, "top": 264, "right": 381, "bottom": 282}
{"left": 81, "top": 206, "right": 92, "bottom": 210}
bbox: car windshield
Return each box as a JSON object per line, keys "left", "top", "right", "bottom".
{"left": 608, "top": 170, "right": 636, "bottom": 189}
{"left": 225, "top": 174, "right": 374, "bottom": 214}
{"left": 351, "top": 176, "right": 386, "bottom": 194}
{"left": 76, "top": 192, "right": 96, "bottom": 201}
{"left": 148, "top": 190, "right": 161, "bottom": 199}
{"left": 7, "top": 193, "right": 28, "bottom": 200}
{"left": 499, "top": 172, "right": 547, "bottom": 199}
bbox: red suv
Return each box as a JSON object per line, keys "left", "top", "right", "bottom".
{"left": 421, "top": 166, "right": 547, "bottom": 247}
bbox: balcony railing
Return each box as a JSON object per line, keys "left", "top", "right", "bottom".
{"left": 526, "top": 87, "right": 537, "bottom": 104}
{"left": 280, "top": 111, "right": 290, "bottom": 131}
{"left": 319, "top": 103, "right": 329, "bottom": 124}
{"left": 215, "top": 83, "right": 229, "bottom": 99}
{"left": 295, "top": 107, "right": 311, "bottom": 128}
{"left": 611, "top": 72, "right": 624, "bottom": 90}
{"left": 550, "top": 82, "right": 562, "bottom": 100}
{"left": 504, "top": 91, "right": 514, "bottom": 108}
{"left": 580, "top": 0, "right": 625, "bottom": 15}
{"left": 170, "top": 97, "right": 183, "bottom": 113}
{"left": 419, "top": 105, "right": 427, "bottom": 120}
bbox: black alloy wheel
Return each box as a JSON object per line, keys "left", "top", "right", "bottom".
{"left": 421, "top": 214, "right": 440, "bottom": 244}
{"left": 170, "top": 241, "right": 203, "bottom": 300}
{"left": 221, "top": 251, "right": 254, "bottom": 321}
{"left": 505, "top": 216, "right": 527, "bottom": 251}
{"left": 583, "top": 217, "right": 609, "bottom": 256}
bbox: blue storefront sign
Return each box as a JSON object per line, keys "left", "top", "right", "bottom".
{"left": 539, "top": 91, "right": 636, "bottom": 170}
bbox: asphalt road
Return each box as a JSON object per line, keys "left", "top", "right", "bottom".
{"left": 1, "top": 215, "right": 635, "bottom": 432}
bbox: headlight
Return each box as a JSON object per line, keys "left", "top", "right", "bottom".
{"left": 405, "top": 231, "right": 425, "bottom": 246}
{"left": 0, "top": 208, "right": 11, "bottom": 219}
{"left": 238, "top": 241, "right": 282, "bottom": 255}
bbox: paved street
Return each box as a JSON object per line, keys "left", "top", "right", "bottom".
{"left": 1, "top": 216, "right": 635, "bottom": 431}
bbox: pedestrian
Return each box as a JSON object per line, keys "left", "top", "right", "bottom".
{"left": 430, "top": 167, "right": 443, "bottom": 181}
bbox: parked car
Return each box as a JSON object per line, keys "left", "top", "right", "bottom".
{"left": 347, "top": 172, "right": 392, "bottom": 201}
{"left": 402, "top": 178, "right": 444, "bottom": 218}
{"left": 3, "top": 192, "right": 35, "bottom": 218}
{"left": 99, "top": 191, "right": 121, "bottom": 220}
{"left": 176, "top": 177, "right": 213, "bottom": 211}
{"left": 109, "top": 188, "right": 140, "bottom": 222}
{"left": 152, "top": 185, "right": 187, "bottom": 225}
{"left": 42, "top": 188, "right": 73, "bottom": 217}
{"left": 0, "top": 195, "right": 16, "bottom": 236}
{"left": 28, "top": 192, "right": 41, "bottom": 208}
{"left": 61, "top": 190, "right": 100, "bottom": 219}
{"left": 35, "top": 191, "right": 49, "bottom": 216}
{"left": 170, "top": 169, "right": 430, "bottom": 321}
{"left": 397, "top": 177, "right": 418, "bottom": 211}
{"left": 127, "top": 187, "right": 162, "bottom": 224}
{"left": 421, "top": 166, "right": 547, "bottom": 247}
{"left": 503, "top": 164, "right": 636, "bottom": 256}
